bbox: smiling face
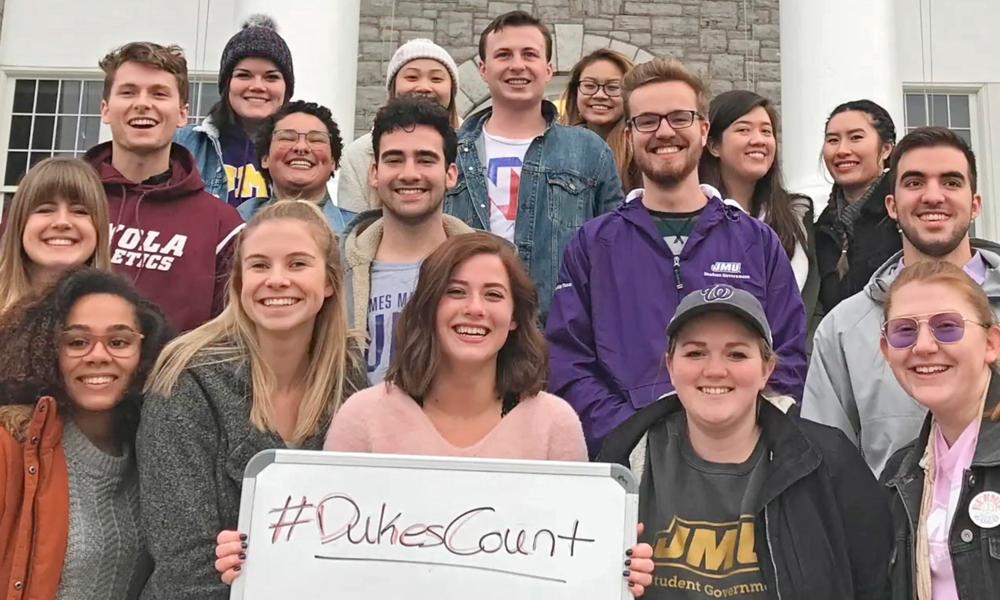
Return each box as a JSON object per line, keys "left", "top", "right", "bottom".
{"left": 371, "top": 124, "right": 458, "bottom": 224}
{"left": 479, "top": 25, "right": 553, "bottom": 110}
{"left": 262, "top": 112, "right": 335, "bottom": 198}
{"left": 666, "top": 312, "right": 774, "bottom": 435}
{"left": 393, "top": 58, "right": 453, "bottom": 109}
{"left": 576, "top": 59, "right": 626, "bottom": 128}
{"left": 101, "top": 61, "right": 188, "bottom": 155}
{"left": 228, "top": 57, "right": 286, "bottom": 122}
{"left": 435, "top": 253, "right": 517, "bottom": 371}
{"left": 823, "top": 110, "right": 892, "bottom": 194}
{"left": 713, "top": 105, "right": 776, "bottom": 185}
{"left": 886, "top": 145, "right": 981, "bottom": 259}
{"left": 239, "top": 219, "right": 333, "bottom": 340}
{"left": 58, "top": 293, "right": 141, "bottom": 415}
{"left": 21, "top": 197, "right": 98, "bottom": 280}
{"left": 627, "top": 80, "right": 708, "bottom": 188}
{"left": 881, "top": 281, "right": 999, "bottom": 416}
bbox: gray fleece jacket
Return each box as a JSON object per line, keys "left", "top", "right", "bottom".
{"left": 136, "top": 355, "right": 367, "bottom": 600}
{"left": 343, "top": 209, "right": 473, "bottom": 332}
{"left": 802, "top": 241, "right": 1000, "bottom": 476}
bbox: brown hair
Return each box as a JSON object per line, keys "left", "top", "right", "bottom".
{"left": 884, "top": 260, "right": 1000, "bottom": 421}
{"left": 0, "top": 157, "right": 111, "bottom": 315}
{"left": 99, "top": 41, "right": 190, "bottom": 105}
{"left": 386, "top": 232, "right": 547, "bottom": 401}
{"left": 623, "top": 57, "right": 708, "bottom": 121}
{"left": 478, "top": 10, "right": 553, "bottom": 62}
{"left": 889, "top": 126, "right": 978, "bottom": 193}
{"left": 560, "top": 49, "right": 638, "bottom": 191}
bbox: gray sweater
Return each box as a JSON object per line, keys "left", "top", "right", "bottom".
{"left": 57, "top": 419, "right": 147, "bottom": 600}
{"left": 136, "top": 355, "right": 367, "bottom": 599}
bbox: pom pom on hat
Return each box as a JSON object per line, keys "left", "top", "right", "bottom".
{"left": 219, "top": 13, "right": 294, "bottom": 100}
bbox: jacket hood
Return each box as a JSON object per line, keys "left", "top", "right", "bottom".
{"left": 84, "top": 141, "right": 207, "bottom": 201}
{"left": 864, "top": 239, "right": 1000, "bottom": 304}
{"left": 344, "top": 210, "right": 474, "bottom": 269}
{"left": 0, "top": 397, "right": 60, "bottom": 444}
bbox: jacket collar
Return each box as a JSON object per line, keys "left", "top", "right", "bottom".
{"left": 598, "top": 391, "right": 822, "bottom": 508}
{"left": 458, "top": 100, "right": 559, "bottom": 139}
{"left": 864, "top": 241, "right": 1000, "bottom": 304}
{"left": 618, "top": 185, "right": 735, "bottom": 251}
{"left": 193, "top": 115, "right": 221, "bottom": 140}
{"left": 0, "top": 396, "right": 63, "bottom": 447}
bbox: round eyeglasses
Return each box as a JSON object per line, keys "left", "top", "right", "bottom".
{"left": 881, "top": 312, "right": 990, "bottom": 349}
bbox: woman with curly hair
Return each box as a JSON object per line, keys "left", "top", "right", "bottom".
{"left": 0, "top": 268, "right": 172, "bottom": 599}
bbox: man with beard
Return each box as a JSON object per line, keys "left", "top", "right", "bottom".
{"left": 343, "top": 96, "right": 472, "bottom": 383}
{"left": 546, "top": 57, "right": 806, "bottom": 458}
{"left": 803, "top": 126, "right": 1000, "bottom": 475}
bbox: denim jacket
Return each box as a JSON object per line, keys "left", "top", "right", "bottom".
{"left": 237, "top": 190, "right": 357, "bottom": 236}
{"left": 444, "top": 101, "right": 624, "bottom": 320}
{"left": 175, "top": 117, "right": 228, "bottom": 201}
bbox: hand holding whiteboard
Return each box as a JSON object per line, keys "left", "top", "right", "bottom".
{"left": 231, "top": 450, "right": 638, "bottom": 599}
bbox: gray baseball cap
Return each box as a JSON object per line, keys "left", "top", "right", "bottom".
{"left": 667, "top": 284, "right": 772, "bottom": 348}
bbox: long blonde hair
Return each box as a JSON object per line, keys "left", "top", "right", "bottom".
{"left": 0, "top": 157, "right": 111, "bottom": 314}
{"left": 145, "top": 200, "right": 361, "bottom": 444}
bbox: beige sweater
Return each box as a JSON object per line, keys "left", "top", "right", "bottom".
{"left": 324, "top": 383, "right": 588, "bottom": 461}
{"left": 337, "top": 132, "right": 378, "bottom": 213}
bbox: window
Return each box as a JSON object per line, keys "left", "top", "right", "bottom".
{"left": 2, "top": 76, "right": 219, "bottom": 189}
{"left": 904, "top": 92, "right": 973, "bottom": 145}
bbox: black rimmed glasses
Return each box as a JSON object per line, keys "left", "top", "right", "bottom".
{"left": 881, "top": 312, "right": 990, "bottom": 349}
{"left": 578, "top": 80, "right": 623, "bottom": 97}
{"left": 628, "top": 110, "right": 702, "bottom": 132}
{"left": 272, "top": 129, "right": 332, "bottom": 147}
{"left": 59, "top": 330, "right": 144, "bottom": 359}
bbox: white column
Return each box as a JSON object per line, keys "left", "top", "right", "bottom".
{"left": 235, "top": 0, "right": 360, "bottom": 142}
{"left": 779, "top": 0, "right": 904, "bottom": 213}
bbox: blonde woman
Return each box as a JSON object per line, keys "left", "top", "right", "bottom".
{"left": 0, "top": 157, "right": 110, "bottom": 314}
{"left": 136, "top": 200, "right": 367, "bottom": 599}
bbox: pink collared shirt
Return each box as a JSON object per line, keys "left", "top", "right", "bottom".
{"left": 928, "top": 419, "right": 980, "bottom": 600}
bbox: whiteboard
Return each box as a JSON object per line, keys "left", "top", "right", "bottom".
{"left": 231, "top": 450, "right": 638, "bottom": 600}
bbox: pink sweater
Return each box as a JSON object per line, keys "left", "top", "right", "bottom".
{"left": 323, "top": 383, "right": 588, "bottom": 461}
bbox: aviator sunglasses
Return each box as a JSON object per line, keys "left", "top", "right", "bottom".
{"left": 881, "top": 311, "right": 990, "bottom": 349}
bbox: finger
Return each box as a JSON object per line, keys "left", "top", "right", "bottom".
{"left": 628, "top": 582, "right": 646, "bottom": 597}
{"left": 632, "top": 542, "right": 654, "bottom": 559}
{"left": 216, "top": 530, "right": 244, "bottom": 544}
{"left": 636, "top": 522, "right": 645, "bottom": 536}
{"left": 629, "top": 567, "right": 653, "bottom": 588}
{"left": 629, "top": 557, "right": 655, "bottom": 577}
{"left": 221, "top": 566, "right": 243, "bottom": 586}
{"left": 215, "top": 540, "right": 247, "bottom": 559}
{"left": 215, "top": 552, "right": 244, "bottom": 574}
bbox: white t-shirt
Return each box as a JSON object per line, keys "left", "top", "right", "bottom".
{"left": 366, "top": 260, "right": 421, "bottom": 384}
{"left": 483, "top": 130, "right": 532, "bottom": 243}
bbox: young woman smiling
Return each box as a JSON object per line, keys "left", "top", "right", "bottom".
{"left": 0, "top": 157, "right": 110, "bottom": 315}
{"left": 599, "top": 284, "right": 892, "bottom": 600}
{"left": 0, "top": 268, "right": 172, "bottom": 599}
{"left": 699, "top": 91, "right": 818, "bottom": 317}
{"left": 815, "top": 99, "right": 901, "bottom": 312}
{"left": 560, "top": 49, "right": 639, "bottom": 192}
{"left": 880, "top": 261, "right": 1000, "bottom": 599}
{"left": 176, "top": 15, "right": 294, "bottom": 207}
{"left": 137, "top": 200, "right": 367, "bottom": 598}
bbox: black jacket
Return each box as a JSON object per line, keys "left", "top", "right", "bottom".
{"left": 599, "top": 394, "right": 892, "bottom": 600}
{"left": 815, "top": 173, "right": 902, "bottom": 315}
{"left": 881, "top": 374, "right": 1000, "bottom": 600}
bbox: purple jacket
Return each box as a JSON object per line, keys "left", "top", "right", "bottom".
{"left": 546, "top": 187, "right": 807, "bottom": 457}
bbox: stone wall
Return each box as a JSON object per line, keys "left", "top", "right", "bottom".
{"left": 354, "top": 0, "right": 781, "bottom": 138}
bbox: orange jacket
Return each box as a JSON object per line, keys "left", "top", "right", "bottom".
{"left": 0, "top": 397, "right": 69, "bottom": 600}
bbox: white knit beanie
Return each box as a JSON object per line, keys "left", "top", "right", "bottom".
{"left": 385, "top": 39, "right": 460, "bottom": 91}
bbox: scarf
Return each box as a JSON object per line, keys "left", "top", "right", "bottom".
{"left": 833, "top": 171, "right": 888, "bottom": 278}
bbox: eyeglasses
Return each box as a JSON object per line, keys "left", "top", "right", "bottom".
{"left": 59, "top": 330, "right": 144, "bottom": 359}
{"left": 578, "top": 80, "right": 623, "bottom": 97}
{"left": 881, "top": 311, "right": 990, "bottom": 349}
{"left": 272, "top": 129, "right": 332, "bottom": 147}
{"left": 628, "top": 110, "right": 702, "bottom": 133}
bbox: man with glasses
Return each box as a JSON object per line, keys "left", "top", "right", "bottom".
{"left": 546, "top": 57, "right": 806, "bottom": 458}
{"left": 85, "top": 41, "right": 245, "bottom": 333}
{"left": 444, "top": 11, "right": 624, "bottom": 321}
{"left": 241, "top": 100, "right": 357, "bottom": 234}
{"left": 804, "top": 126, "right": 1000, "bottom": 475}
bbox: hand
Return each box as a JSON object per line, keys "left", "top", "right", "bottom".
{"left": 214, "top": 530, "right": 247, "bottom": 585}
{"left": 624, "top": 523, "right": 654, "bottom": 597}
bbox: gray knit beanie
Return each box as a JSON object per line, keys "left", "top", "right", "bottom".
{"left": 219, "top": 14, "right": 294, "bottom": 100}
{"left": 385, "top": 39, "right": 459, "bottom": 91}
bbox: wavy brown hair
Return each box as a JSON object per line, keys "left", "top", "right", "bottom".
{"left": 385, "top": 232, "right": 547, "bottom": 401}
{"left": 560, "top": 48, "right": 638, "bottom": 192}
{"left": 0, "top": 268, "right": 173, "bottom": 442}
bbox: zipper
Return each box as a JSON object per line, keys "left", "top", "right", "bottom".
{"left": 764, "top": 505, "right": 782, "bottom": 600}
{"left": 895, "top": 485, "right": 918, "bottom": 595}
{"left": 672, "top": 255, "right": 683, "bottom": 290}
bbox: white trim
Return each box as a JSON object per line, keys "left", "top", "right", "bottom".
{"left": 215, "top": 223, "right": 246, "bottom": 255}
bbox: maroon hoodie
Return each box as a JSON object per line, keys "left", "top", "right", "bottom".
{"left": 85, "top": 142, "right": 245, "bottom": 333}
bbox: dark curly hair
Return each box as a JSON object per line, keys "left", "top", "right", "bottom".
{"left": 0, "top": 268, "right": 173, "bottom": 443}
{"left": 254, "top": 99, "right": 344, "bottom": 188}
